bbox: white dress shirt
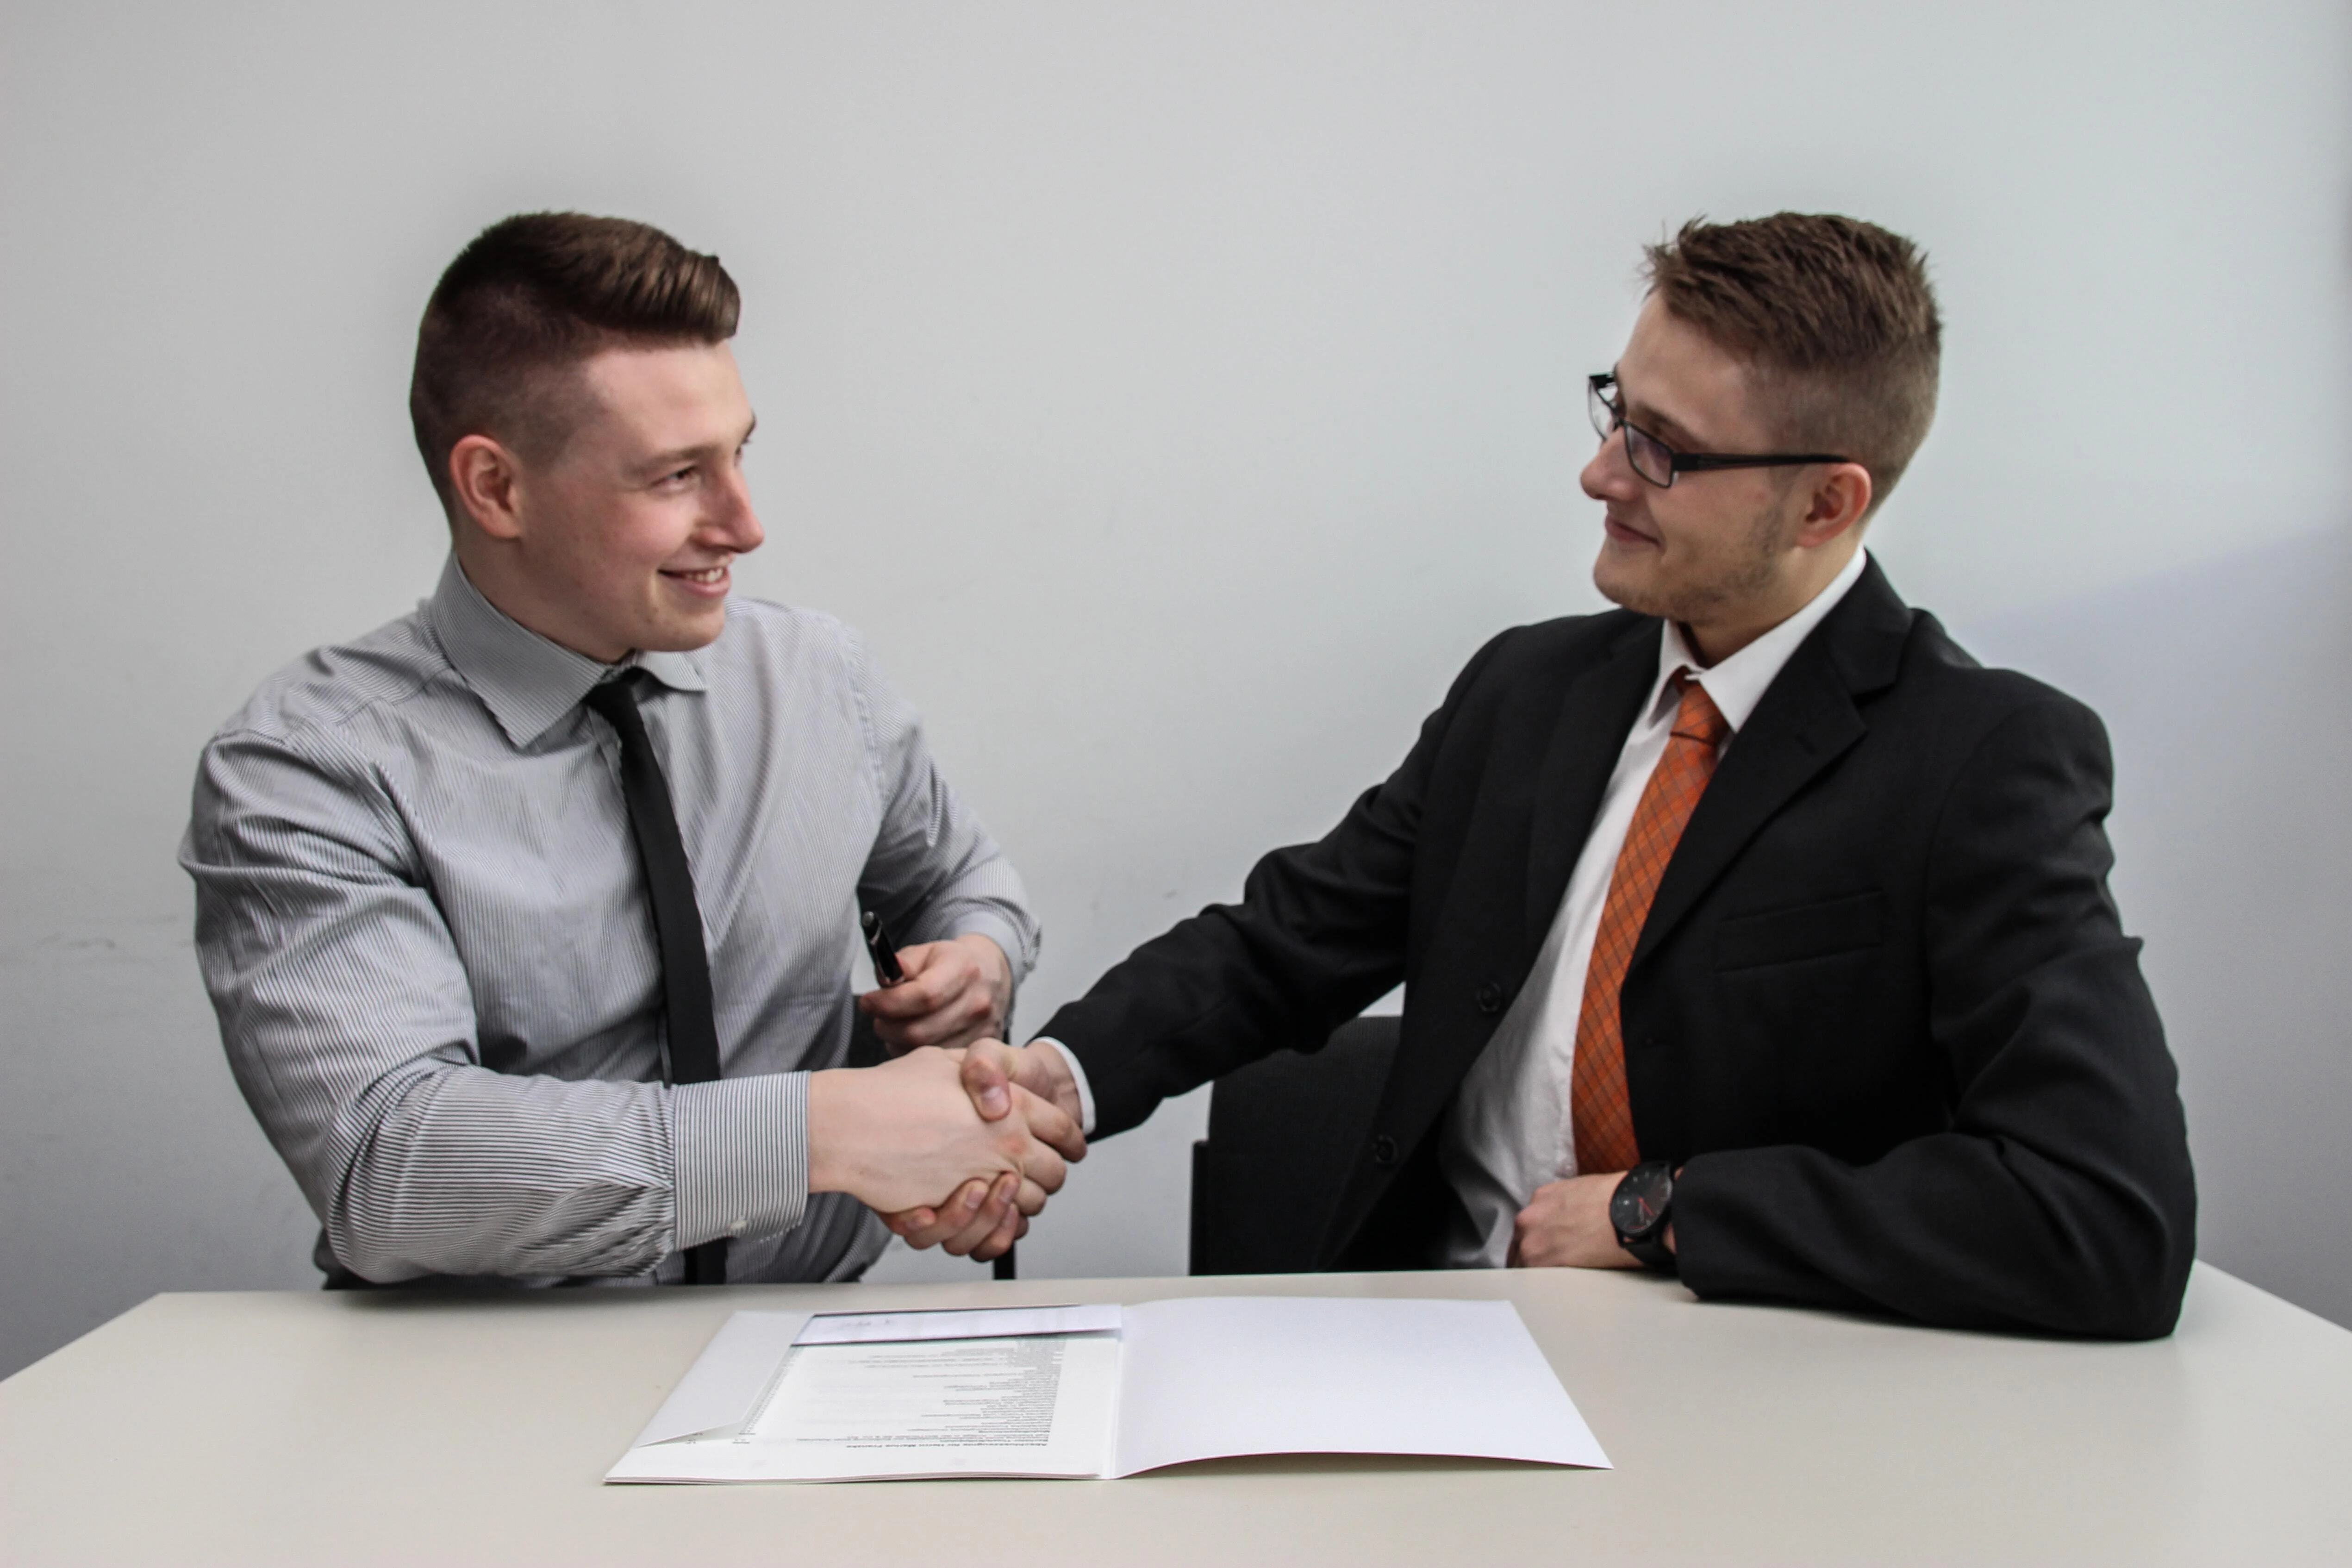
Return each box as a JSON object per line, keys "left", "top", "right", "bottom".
{"left": 1435, "top": 545, "right": 1872, "bottom": 1267}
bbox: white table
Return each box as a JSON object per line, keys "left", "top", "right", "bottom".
{"left": 5, "top": 1264, "right": 2348, "bottom": 1565}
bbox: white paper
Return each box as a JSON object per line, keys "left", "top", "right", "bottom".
{"left": 629, "top": 1310, "right": 811, "bottom": 1447}
{"left": 795, "top": 1304, "right": 1123, "bottom": 1345}
{"left": 742, "top": 1333, "right": 1119, "bottom": 1480}
{"left": 607, "top": 1331, "right": 1117, "bottom": 1483}
{"left": 606, "top": 1296, "right": 1609, "bottom": 1484}
{"left": 1110, "top": 1296, "right": 1609, "bottom": 1476}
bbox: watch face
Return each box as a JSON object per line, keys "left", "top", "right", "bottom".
{"left": 1611, "top": 1163, "right": 1672, "bottom": 1239}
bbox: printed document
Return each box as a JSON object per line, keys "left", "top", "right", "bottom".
{"left": 606, "top": 1296, "right": 1610, "bottom": 1483}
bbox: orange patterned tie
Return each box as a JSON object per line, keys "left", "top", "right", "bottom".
{"left": 1570, "top": 670, "right": 1729, "bottom": 1175}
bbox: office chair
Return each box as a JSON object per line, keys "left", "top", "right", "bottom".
{"left": 1189, "top": 1014, "right": 1401, "bottom": 1275}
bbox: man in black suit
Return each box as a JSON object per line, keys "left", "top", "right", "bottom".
{"left": 909, "top": 213, "right": 2195, "bottom": 1338}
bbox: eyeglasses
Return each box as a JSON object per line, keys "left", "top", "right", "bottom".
{"left": 1588, "top": 372, "right": 1852, "bottom": 489}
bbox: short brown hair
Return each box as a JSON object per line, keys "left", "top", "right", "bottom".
{"left": 408, "top": 212, "right": 740, "bottom": 514}
{"left": 1643, "top": 213, "right": 1940, "bottom": 512}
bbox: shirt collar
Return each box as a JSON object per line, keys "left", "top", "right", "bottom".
{"left": 423, "top": 555, "right": 709, "bottom": 749}
{"left": 1648, "top": 544, "right": 1872, "bottom": 736}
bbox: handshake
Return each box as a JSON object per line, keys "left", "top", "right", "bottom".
{"left": 807, "top": 932, "right": 1089, "bottom": 1262}
{"left": 807, "top": 1039, "right": 1086, "bottom": 1262}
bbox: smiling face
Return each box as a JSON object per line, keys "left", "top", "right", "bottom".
{"left": 449, "top": 341, "right": 763, "bottom": 662}
{"left": 1581, "top": 296, "right": 1869, "bottom": 663}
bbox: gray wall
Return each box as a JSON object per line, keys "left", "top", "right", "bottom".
{"left": 3, "top": 0, "right": 2347, "bottom": 1376}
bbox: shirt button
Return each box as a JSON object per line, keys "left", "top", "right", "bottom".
{"left": 1474, "top": 981, "right": 1507, "bottom": 1015}
{"left": 1371, "top": 1133, "right": 1399, "bottom": 1166}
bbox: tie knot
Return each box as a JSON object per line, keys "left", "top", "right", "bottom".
{"left": 582, "top": 668, "right": 649, "bottom": 723}
{"left": 1668, "top": 669, "right": 1729, "bottom": 748}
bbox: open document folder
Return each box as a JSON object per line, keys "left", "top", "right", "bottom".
{"left": 607, "top": 1296, "right": 1610, "bottom": 1483}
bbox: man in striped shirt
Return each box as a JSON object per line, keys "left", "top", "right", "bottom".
{"left": 182, "top": 213, "right": 1078, "bottom": 1287}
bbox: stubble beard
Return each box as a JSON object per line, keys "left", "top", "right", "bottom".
{"left": 1597, "top": 497, "right": 1790, "bottom": 629}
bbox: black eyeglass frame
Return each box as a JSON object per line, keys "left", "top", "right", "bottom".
{"left": 1588, "top": 372, "right": 1853, "bottom": 488}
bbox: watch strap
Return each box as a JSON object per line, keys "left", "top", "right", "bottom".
{"left": 1622, "top": 1232, "right": 1675, "bottom": 1269}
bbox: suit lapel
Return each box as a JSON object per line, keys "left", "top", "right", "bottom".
{"left": 1318, "top": 614, "right": 1656, "bottom": 1266}
{"left": 1630, "top": 560, "right": 1913, "bottom": 970}
{"left": 1524, "top": 619, "right": 1660, "bottom": 944}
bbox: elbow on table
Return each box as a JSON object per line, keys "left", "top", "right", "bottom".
{"left": 316, "top": 1137, "right": 489, "bottom": 1284}
{"left": 2012, "top": 1177, "right": 2198, "bottom": 1342}
{"left": 319, "top": 1221, "right": 434, "bottom": 1286}
{"left": 318, "top": 1131, "right": 450, "bottom": 1284}
{"left": 2071, "top": 1231, "right": 2197, "bottom": 1343}
{"left": 2058, "top": 1257, "right": 2191, "bottom": 1342}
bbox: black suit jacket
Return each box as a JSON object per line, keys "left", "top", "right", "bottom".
{"left": 1042, "top": 561, "right": 2196, "bottom": 1339}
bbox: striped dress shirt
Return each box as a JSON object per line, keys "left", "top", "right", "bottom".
{"left": 181, "top": 556, "right": 1039, "bottom": 1286}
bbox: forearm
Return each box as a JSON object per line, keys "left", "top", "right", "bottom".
{"left": 1041, "top": 907, "right": 1309, "bottom": 1136}
{"left": 319, "top": 1058, "right": 808, "bottom": 1282}
{"left": 1673, "top": 1130, "right": 2193, "bottom": 1339}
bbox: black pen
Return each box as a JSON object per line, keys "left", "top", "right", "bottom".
{"left": 860, "top": 909, "right": 905, "bottom": 986}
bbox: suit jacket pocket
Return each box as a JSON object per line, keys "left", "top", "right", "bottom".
{"left": 1713, "top": 891, "right": 1888, "bottom": 972}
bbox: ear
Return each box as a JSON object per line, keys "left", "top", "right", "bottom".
{"left": 448, "top": 435, "right": 528, "bottom": 542}
{"left": 1794, "top": 461, "right": 1873, "bottom": 549}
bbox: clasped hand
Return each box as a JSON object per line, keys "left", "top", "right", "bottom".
{"left": 808, "top": 1040, "right": 1086, "bottom": 1262}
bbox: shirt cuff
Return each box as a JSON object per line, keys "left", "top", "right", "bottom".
{"left": 670, "top": 1073, "right": 810, "bottom": 1252}
{"left": 1029, "top": 1037, "right": 1097, "bottom": 1137}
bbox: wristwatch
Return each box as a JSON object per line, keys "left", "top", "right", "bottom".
{"left": 1610, "top": 1160, "right": 1678, "bottom": 1269}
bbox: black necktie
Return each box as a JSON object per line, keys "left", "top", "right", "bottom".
{"left": 585, "top": 670, "right": 729, "bottom": 1286}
